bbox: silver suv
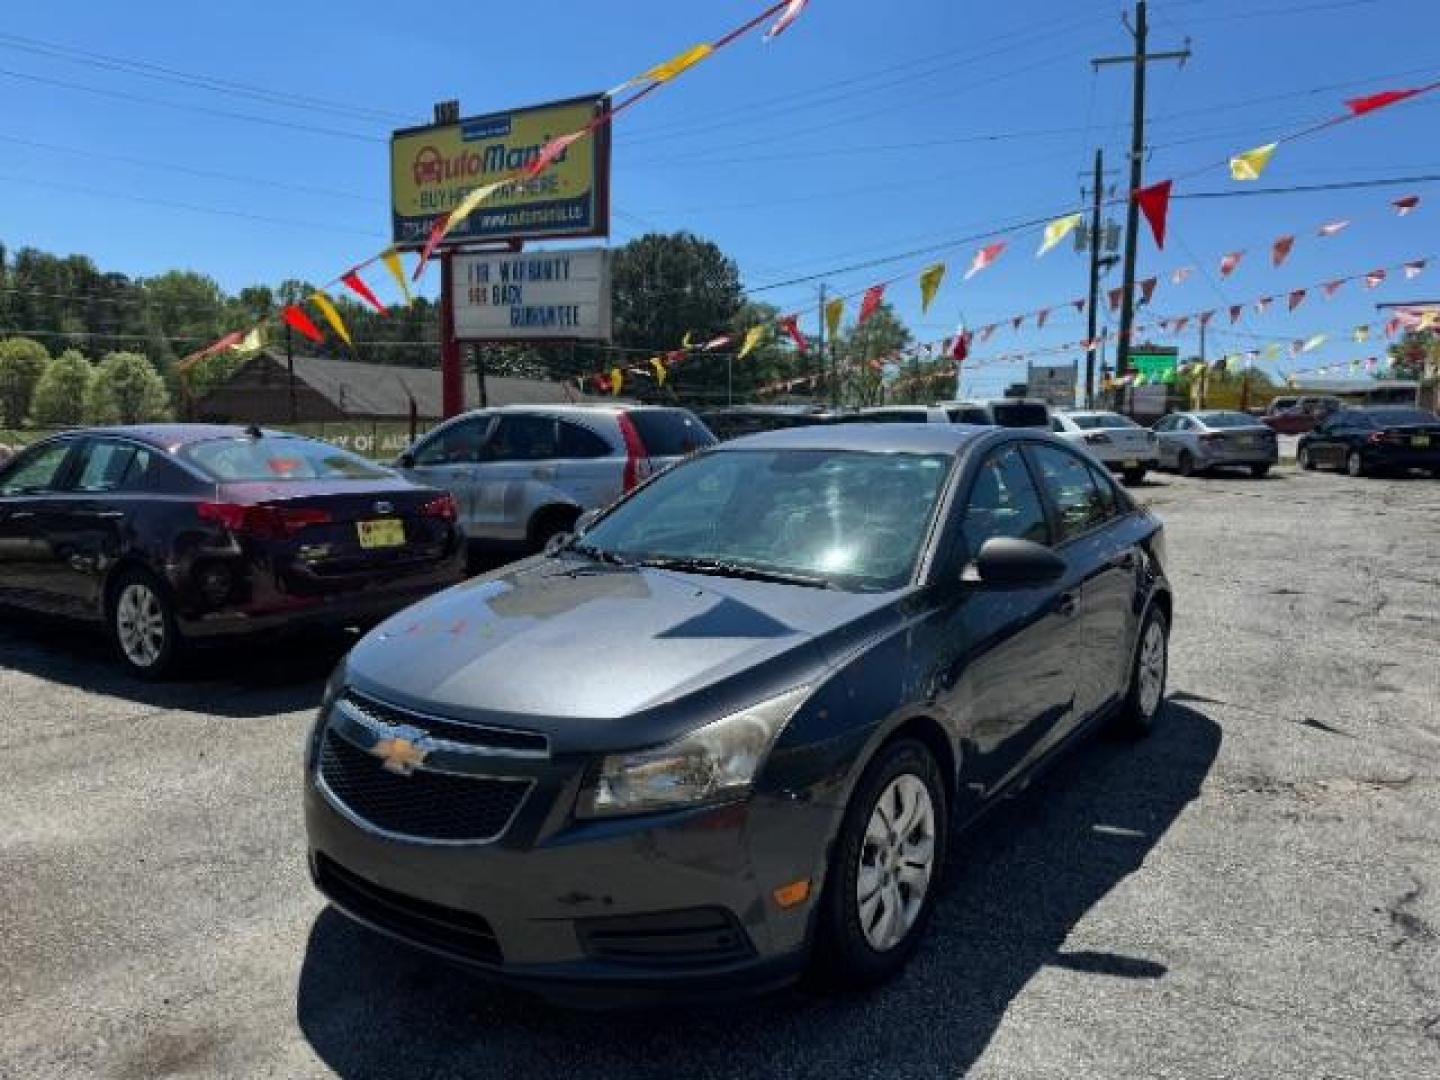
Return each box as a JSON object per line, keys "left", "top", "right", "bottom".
{"left": 397, "top": 405, "right": 715, "bottom": 552}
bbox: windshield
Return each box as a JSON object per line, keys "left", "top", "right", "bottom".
{"left": 181, "top": 435, "right": 391, "bottom": 481}
{"left": 1070, "top": 412, "right": 1137, "bottom": 430}
{"left": 1367, "top": 408, "right": 1438, "bottom": 427}
{"left": 578, "top": 449, "right": 952, "bottom": 590}
{"left": 1196, "top": 411, "right": 1261, "bottom": 429}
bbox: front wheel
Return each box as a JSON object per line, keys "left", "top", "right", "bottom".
{"left": 1178, "top": 450, "right": 1197, "bottom": 477}
{"left": 109, "top": 567, "right": 181, "bottom": 679}
{"left": 1346, "top": 450, "right": 1366, "bottom": 478}
{"left": 1122, "top": 467, "right": 1147, "bottom": 486}
{"left": 1250, "top": 463, "right": 1271, "bottom": 479}
{"left": 1115, "top": 606, "right": 1168, "bottom": 737}
{"left": 1297, "top": 445, "right": 1315, "bottom": 471}
{"left": 813, "top": 739, "right": 947, "bottom": 989}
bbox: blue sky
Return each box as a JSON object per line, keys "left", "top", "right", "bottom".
{"left": 2, "top": 0, "right": 1437, "bottom": 393}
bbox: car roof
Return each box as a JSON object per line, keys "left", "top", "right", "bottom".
{"left": 55, "top": 423, "right": 293, "bottom": 448}
{"left": 724, "top": 422, "right": 992, "bottom": 454}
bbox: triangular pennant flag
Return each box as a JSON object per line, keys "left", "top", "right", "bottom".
{"left": 1392, "top": 194, "right": 1420, "bottom": 215}
{"left": 1073, "top": 298, "right": 1087, "bottom": 314}
{"left": 1365, "top": 268, "right": 1387, "bottom": 289}
{"left": 1199, "top": 310, "right": 1215, "bottom": 328}
{"left": 965, "top": 241, "right": 1006, "bottom": 280}
{"left": 1229, "top": 304, "right": 1243, "bottom": 325}
{"left": 739, "top": 324, "right": 768, "bottom": 359}
{"left": 1302, "top": 334, "right": 1326, "bottom": 353}
{"left": 639, "top": 43, "right": 714, "bottom": 85}
{"left": 1036, "top": 308, "right": 1051, "bottom": 329}
{"left": 1174, "top": 316, "right": 1190, "bottom": 334}
{"left": 282, "top": 304, "right": 324, "bottom": 344}
{"left": 764, "top": 0, "right": 809, "bottom": 40}
{"left": 446, "top": 179, "right": 507, "bottom": 232}
{"left": 341, "top": 270, "right": 387, "bottom": 314}
{"left": 1139, "top": 276, "right": 1158, "bottom": 305}
{"left": 1404, "top": 259, "right": 1427, "bottom": 279}
{"left": 1323, "top": 279, "right": 1345, "bottom": 298}
{"left": 608, "top": 368, "right": 623, "bottom": 396}
{"left": 1353, "top": 325, "right": 1370, "bottom": 343}
{"left": 918, "top": 263, "right": 946, "bottom": 313}
{"left": 1108, "top": 285, "right": 1124, "bottom": 313}
{"left": 1288, "top": 289, "right": 1307, "bottom": 313}
{"left": 1171, "top": 266, "right": 1193, "bottom": 285}
{"left": 381, "top": 248, "right": 414, "bottom": 304}
{"left": 1037, "top": 213, "right": 1082, "bottom": 257}
{"left": 702, "top": 334, "right": 732, "bottom": 351}
{"left": 310, "top": 290, "right": 353, "bottom": 348}
{"left": 1230, "top": 142, "right": 1277, "bottom": 181}
{"left": 1346, "top": 89, "right": 1419, "bottom": 116}
{"left": 1272, "top": 235, "right": 1296, "bottom": 267}
{"left": 1255, "top": 296, "right": 1273, "bottom": 315}
{"left": 825, "top": 297, "right": 844, "bottom": 340}
{"left": 527, "top": 130, "right": 586, "bottom": 177}
{"left": 681, "top": 331, "right": 694, "bottom": 349}
{"left": 414, "top": 214, "right": 451, "bottom": 280}
{"left": 236, "top": 326, "right": 264, "bottom": 355}
{"left": 1136, "top": 180, "right": 1173, "bottom": 249}
{"left": 1384, "top": 317, "right": 1401, "bottom": 337}
{"left": 649, "top": 357, "right": 667, "bottom": 387}
{"left": 1011, "top": 315, "right": 1024, "bottom": 332}
{"left": 1318, "top": 219, "right": 1350, "bottom": 237}
{"left": 858, "top": 284, "right": 885, "bottom": 326}
{"left": 979, "top": 324, "right": 996, "bottom": 343}
{"left": 778, "top": 314, "right": 808, "bottom": 353}
{"left": 1262, "top": 343, "right": 1282, "bottom": 360}
{"left": 182, "top": 329, "right": 245, "bottom": 368}
{"left": 1220, "top": 251, "right": 1245, "bottom": 277}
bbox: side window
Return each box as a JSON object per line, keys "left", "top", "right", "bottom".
{"left": 1029, "top": 443, "right": 1109, "bottom": 541}
{"left": 487, "top": 415, "right": 559, "bottom": 462}
{"left": 75, "top": 441, "right": 144, "bottom": 493}
{"left": 1087, "top": 463, "right": 1120, "bottom": 521}
{"left": 1178, "top": 417, "right": 1196, "bottom": 432}
{"left": 959, "top": 445, "right": 1050, "bottom": 561}
{"left": 1153, "top": 416, "right": 1173, "bottom": 432}
{"left": 414, "top": 417, "right": 490, "bottom": 466}
{"left": 556, "top": 420, "right": 611, "bottom": 459}
{"left": 1050, "top": 417, "right": 1066, "bottom": 433}
{"left": 0, "top": 440, "right": 74, "bottom": 496}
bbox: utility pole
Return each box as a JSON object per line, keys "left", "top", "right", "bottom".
{"left": 1197, "top": 316, "right": 1208, "bottom": 408}
{"left": 1094, "top": 1, "right": 1190, "bottom": 380}
{"left": 1084, "top": 149, "right": 1105, "bottom": 408}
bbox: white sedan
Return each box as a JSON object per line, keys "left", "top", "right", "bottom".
{"left": 1051, "top": 410, "right": 1160, "bottom": 485}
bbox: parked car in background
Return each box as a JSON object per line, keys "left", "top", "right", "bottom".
{"left": 396, "top": 404, "right": 716, "bottom": 555}
{"left": 1153, "top": 410, "right": 1278, "bottom": 478}
{"left": 850, "top": 400, "right": 1053, "bottom": 428}
{"left": 1297, "top": 407, "right": 1440, "bottom": 477}
{"left": 1261, "top": 395, "right": 1343, "bottom": 435}
{"left": 1050, "top": 410, "right": 1159, "bottom": 485}
{"left": 305, "top": 423, "right": 1171, "bottom": 1002}
{"left": 852, "top": 405, "right": 954, "bottom": 424}
{"left": 700, "top": 405, "right": 832, "bottom": 441}
{"left": 0, "top": 425, "right": 464, "bottom": 677}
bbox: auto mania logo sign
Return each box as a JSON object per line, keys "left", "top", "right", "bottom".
{"left": 391, "top": 96, "right": 608, "bottom": 246}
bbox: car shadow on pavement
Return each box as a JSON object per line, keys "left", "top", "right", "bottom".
{"left": 295, "top": 702, "right": 1220, "bottom": 1079}
{"left": 0, "top": 610, "right": 350, "bottom": 718}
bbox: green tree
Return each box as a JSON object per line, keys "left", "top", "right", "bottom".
{"left": 611, "top": 233, "right": 744, "bottom": 355}
{"left": 85, "top": 351, "right": 171, "bottom": 424}
{"left": 833, "top": 302, "right": 912, "bottom": 406}
{"left": 31, "top": 349, "right": 93, "bottom": 426}
{"left": 1387, "top": 330, "right": 1436, "bottom": 381}
{"left": 0, "top": 336, "right": 52, "bottom": 427}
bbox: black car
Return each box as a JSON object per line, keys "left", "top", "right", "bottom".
{"left": 0, "top": 425, "right": 464, "bottom": 676}
{"left": 304, "top": 424, "right": 1171, "bottom": 1003}
{"left": 1297, "top": 407, "right": 1440, "bottom": 477}
{"left": 699, "top": 406, "right": 832, "bottom": 441}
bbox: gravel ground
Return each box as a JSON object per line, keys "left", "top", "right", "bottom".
{"left": 2, "top": 465, "right": 1437, "bottom": 1079}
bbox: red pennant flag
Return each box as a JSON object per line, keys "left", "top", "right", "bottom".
{"left": 778, "top": 314, "right": 809, "bottom": 353}
{"left": 1271, "top": 235, "right": 1295, "bottom": 267}
{"left": 1199, "top": 310, "right": 1215, "bottom": 328}
{"left": 341, "top": 270, "right": 387, "bottom": 313}
{"left": 858, "top": 284, "right": 885, "bottom": 326}
{"left": 965, "top": 241, "right": 1007, "bottom": 279}
{"left": 1139, "top": 276, "right": 1158, "bottom": 305}
{"left": 1219, "top": 251, "right": 1244, "bottom": 277}
{"left": 1323, "top": 279, "right": 1345, "bottom": 298}
{"left": 527, "top": 130, "right": 586, "bottom": 177}
{"left": 281, "top": 304, "right": 324, "bottom": 343}
{"left": 951, "top": 329, "right": 971, "bottom": 362}
{"left": 1135, "top": 179, "right": 1173, "bottom": 249}
{"left": 414, "top": 212, "right": 451, "bottom": 280}
{"left": 1036, "top": 308, "right": 1051, "bottom": 329}
{"left": 1171, "top": 265, "right": 1193, "bottom": 285}
{"left": 1385, "top": 317, "right": 1401, "bottom": 337}
{"left": 1346, "top": 89, "right": 1419, "bottom": 116}
{"left": 1365, "top": 268, "right": 1387, "bottom": 289}
{"left": 1108, "top": 285, "right": 1124, "bottom": 312}
{"left": 1288, "top": 289, "right": 1307, "bottom": 312}
{"left": 1393, "top": 195, "right": 1421, "bottom": 215}
{"left": 1174, "top": 316, "right": 1190, "bottom": 334}
{"left": 1229, "top": 304, "right": 1243, "bottom": 325}
{"left": 1317, "top": 219, "right": 1350, "bottom": 237}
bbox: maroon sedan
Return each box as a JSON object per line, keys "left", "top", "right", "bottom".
{"left": 1260, "top": 395, "right": 1342, "bottom": 435}
{"left": 0, "top": 425, "right": 463, "bottom": 676}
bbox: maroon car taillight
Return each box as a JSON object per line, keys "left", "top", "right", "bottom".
{"left": 420, "top": 493, "right": 458, "bottom": 522}
{"left": 198, "top": 502, "right": 333, "bottom": 538}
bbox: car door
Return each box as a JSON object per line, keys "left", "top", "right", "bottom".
{"left": 1152, "top": 415, "right": 1178, "bottom": 466}
{"left": 471, "top": 414, "right": 563, "bottom": 542}
{"left": 1306, "top": 414, "right": 1341, "bottom": 466}
{"left": 555, "top": 417, "right": 622, "bottom": 512}
{"left": 401, "top": 415, "right": 493, "bottom": 537}
{"left": 0, "top": 437, "right": 83, "bottom": 610}
{"left": 1027, "top": 443, "right": 1138, "bottom": 720}
{"left": 933, "top": 442, "right": 1080, "bottom": 796}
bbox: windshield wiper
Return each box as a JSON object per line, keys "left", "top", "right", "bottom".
{"left": 635, "top": 556, "right": 834, "bottom": 590}
{"left": 562, "top": 540, "right": 634, "bottom": 568}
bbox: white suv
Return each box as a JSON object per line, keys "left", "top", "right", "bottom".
{"left": 1051, "top": 409, "right": 1160, "bottom": 485}
{"left": 397, "top": 405, "right": 715, "bottom": 553}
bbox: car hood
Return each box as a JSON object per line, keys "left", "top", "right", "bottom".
{"left": 345, "top": 556, "right": 894, "bottom": 732}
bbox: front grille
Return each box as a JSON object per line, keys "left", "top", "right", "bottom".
{"left": 315, "top": 853, "right": 502, "bottom": 964}
{"left": 342, "top": 690, "right": 548, "bottom": 755}
{"left": 319, "top": 732, "right": 530, "bottom": 842}
{"left": 576, "top": 907, "right": 755, "bottom": 968}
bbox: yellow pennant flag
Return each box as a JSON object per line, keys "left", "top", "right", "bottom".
{"left": 608, "top": 367, "right": 623, "bottom": 395}
{"left": 643, "top": 43, "right": 714, "bottom": 84}
{"left": 918, "top": 263, "right": 946, "bottom": 314}
{"left": 825, "top": 297, "right": 845, "bottom": 341}
{"left": 1037, "top": 213, "right": 1082, "bottom": 257}
{"left": 1353, "top": 325, "right": 1370, "bottom": 343}
{"left": 381, "top": 248, "right": 413, "bottom": 305}
{"left": 236, "top": 326, "right": 264, "bottom": 355}
{"left": 445, "top": 180, "right": 506, "bottom": 236}
{"left": 309, "top": 290, "right": 352, "bottom": 348}
{"left": 1230, "top": 142, "right": 1277, "bottom": 181}
{"left": 650, "top": 358, "right": 667, "bottom": 386}
{"left": 739, "top": 324, "right": 767, "bottom": 359}
{"left": 681, "top": 331, "right": 694, "bottom": 349}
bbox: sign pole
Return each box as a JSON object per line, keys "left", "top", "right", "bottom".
{"left": 440, "top": 249, "right": 463, "bottom": 419}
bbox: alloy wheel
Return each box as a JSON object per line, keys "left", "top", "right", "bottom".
{"left": 115, "top": 582, "right": 166, "bottom": 669}
{"left": 857, "top": 773, "right": 936, "bottom": 952}
{"left": 1137, "top": 618, "right": 1167, "bottom": 718}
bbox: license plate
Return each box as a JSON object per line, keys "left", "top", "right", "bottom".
{"left": 1414, "top": 435, "right": 1432, "bottom": 447}
{"left": 357, "top": 518, "right": 406, "bottom": 549}
{"left": 1123, "top": 459, "right": 1139, "bottom": 468}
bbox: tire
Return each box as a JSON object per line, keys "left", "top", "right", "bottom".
{"left": 1177, "top": 450, "right": 1197, "bottom": 477}
{"left": 1115, "top": 605, "right": 1168, "bottom": 738}
{"left": 526, "top": 506, "right": 580, "bottom": 553}
{"left": 1346, "top": 450, "right": 1366, "bottom": 478}
{"left": 1250, "top": 463, "right": 1271, "bottom": 479}
{"left": 1122, "top": 468, "right": 1147, "bottom": 486}
{"left": 108, "top": 566, "right": 181, "bottom": 679}
{"left": 1297, "top": 445, "right": 1315, "bottom": 471}
{"left": 813, "top": 738, "right": 947, "bottom": 990}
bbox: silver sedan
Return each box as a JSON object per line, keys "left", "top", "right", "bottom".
{"left": 1152, "top": 410, "right": 1279, "bottom": 478}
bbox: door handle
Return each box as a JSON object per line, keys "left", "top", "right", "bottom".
{"left": 1055, "top": 591, "right": 1078, "bottom": 617}
{"left": 7, "top": 510, "right": 34, "bottom": 520}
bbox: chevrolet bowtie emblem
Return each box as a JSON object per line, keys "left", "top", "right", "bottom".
{"left": 371, "top": 733, "right": 429, "bottom": 776}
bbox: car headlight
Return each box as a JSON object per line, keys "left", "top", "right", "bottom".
{"left": 576, "top": 686, "right": 811, "bottom": 818}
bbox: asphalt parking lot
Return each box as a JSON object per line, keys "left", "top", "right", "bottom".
{"left": 2, "top": 466, "right": 1438, "bottom": 1079}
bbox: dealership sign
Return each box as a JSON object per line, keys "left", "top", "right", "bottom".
{"left": 1027, "top": 362, "right": 1076, "bottom": 409}
{"left": 390, "top": 95, "right": 610, "bottom": 247}
{"left": 452, "top": 248, "right": 611, "bottom": 341}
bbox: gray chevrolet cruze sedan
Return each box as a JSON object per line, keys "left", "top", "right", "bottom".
{"left": 304, "top": 424, "right": 1172, "bottom": 1003}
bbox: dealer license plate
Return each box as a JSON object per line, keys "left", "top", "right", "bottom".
{"left": 357, "top": 518, "right": 405, "bottom": 549}
{"left": 1414, "top": 435, "right": 1431, "bottom": 447}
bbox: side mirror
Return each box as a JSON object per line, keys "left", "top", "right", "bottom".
{"left": 396, "top": 451, "right": 416, "bottom": 469}
{"left": 966, "top": 537, "right": 1067, "bottom": 586}
{"left": 574, "top": 508, "right": 601, "bottom": 535}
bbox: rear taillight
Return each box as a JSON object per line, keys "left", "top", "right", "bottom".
{"left": 616, "top": 413, "right": 649, "bottom": 493}
{"left": 1084, "top": 433, "right": 1112, "bottom": 445}
{"left": 198, "top": 502, "right": 332, "bottom": 538}
{"left": 420, "top": 493, "right": 457, "bottom": 522}
{"left": 1367, "top": 431, "right": 1389, "bottom": 444}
